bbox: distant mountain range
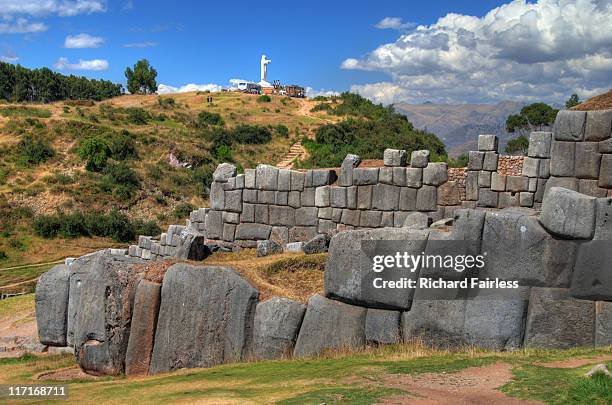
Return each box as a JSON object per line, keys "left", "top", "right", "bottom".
{"left": 394, "top": 101, "right": 524, "bottom": 156}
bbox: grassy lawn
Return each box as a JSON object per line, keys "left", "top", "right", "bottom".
{"left": 0, "top": 340, "right": 610, "bottom": 404}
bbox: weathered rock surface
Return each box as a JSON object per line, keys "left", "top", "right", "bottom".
{"left": 540, "top": 187, "right": 596, "bottom": 239}
{"left": 174, "top": 233, "right": 210, "bottom": 260}
{"left": 256, "top": 240, "right": 283, "bottom": 257}
{"left": 73, "top": 253, "right": 144, "bottom": 375}
{"left": 595, "top": 301, "right": 612, "bottom": 347}
{"left": 524, "top": 287, "right": 594, "bottom": 349}
{"left": 35, "top": 264, "right": 70, "bottom": 346}
{"left": 213, "top": 163, "right": 237, "bottom": 182}
{"left": 325, "top": 227, "right": 429, "bottom": 310}
{"left": 293, "top": 294, "right": 366, "bottom": 357}
{"left": 403, "top": 212, "right": 431, "bottom": 229}
{"left": 125, "top": 280, "right": 161, "bottom": 376}
{"left": 149, "top": 264, "right": 258, "bottom": 374}
{"left": 302, "top": 234, "right": 331, "bottom": 254}
{"left": 570, "top": 240, "right": 612, "bottom": 301}
{"left": 253, "top": 297, "right": 306, "bottom": 359}
{"left": 365, "top": 308, "right": 401, "bottom": 344}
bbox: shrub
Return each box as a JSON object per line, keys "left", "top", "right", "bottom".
{"left": 17, "top": 134, "right": 55, "bottom": 165}
{"left": 0, "top": 106, "right": 52, "bottom": 118}
{"left": 157, "top": 97, "right": 176, "bottom": 109}
{"left": 448, "top": 154, "right": 469, "bottom": 168}
{"left": 257, "top": 95, "right": 271, "bottom": 103}
{"left": 103, "top": 162, "right": 140, "bottom": 188}
{"left": 275, "top": 124, "right": 289, "bottom": 138}
{"left": 193, "top": 165, "right": 214, "bottom": 197}
{"left": 505, "top": 135, "right": 529, "bottom": 155}
{"left": 77, "top": 137, "right": 111, "bottom": 172}
{"left": 197, "top": 111, "right": 225, "bottom": 127}
{"left": 231, "top": 125, "right": 272, "bottom": 144}
{"left": 0, "top": 251, "right": 6, "bottom": 260}
{"left": 33, "top": 214, "right": 63, "bottom": 238}
{"left": 174, "top": 202, "right": 195, "bottom": 218}
{"left": 109, "top": 131, "right": 138, "bottom": 160}
{"left": 126, "top": 107, "right": 150, "bottom": 124}
{"left": 133, "top": 219, "right": 161, "bottom": 237}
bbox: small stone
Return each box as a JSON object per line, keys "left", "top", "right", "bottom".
{"left": 302, "top": 234, "right": 331, "bottom": 254}
{"left": 257, "top": 240, "right": 283, "bottom": 257}
{"left": 213, "top": 163, "right": 237, "bottom": 182}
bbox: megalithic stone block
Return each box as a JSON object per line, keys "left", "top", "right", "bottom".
{"left": 553, "top": 110, "right": 586, "bottom": 141}
{"left": 478, "top": 134, "right": 498, "bottom": 151}
{"left": 213, "top": 163, "right": 237, "bottom": 182}
{"left": 585, "top": 110, "right": 612, "bottom": 141}
{"left": 540, "top": 187, "right": 596, "bottom": 239}
{"left": 528, "top": 131, "right": 552, "bottom": 158}
{"left": 253, "top": 297, "right": 306, "bottom": 360}
{"left": 35, "top": 264, "right": 70, "bottom": 346}
{"left": 410, "top": 150, "right": 430, "bottom": 168}
{"left": 383, "top": 149, "right": 407, "bottom": 167}
{"left": 339, "top": 154, "right": 361, "bottom": 186}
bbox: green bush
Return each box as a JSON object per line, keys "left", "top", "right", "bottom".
{"left": 17, "top": 134, "right": 55, "bottom": 165}
{"left": 126, "top": 107, "right": 150, "bottom": 124}
{"left": 231, "top": 125, "right": 272, "bottom": 144}
{"left": 505, "top": 135, "right": 529, "bottom": 155}
{"left": 0, "top": 106, "right": 52, "bottom": 118}
{"left": 197, "top": 111, "right": 225, "bottom": 127}
{"left": 193, "top": 165, "right": 214, "bottom": 198}
{"left": 133, "top": 218, "right": 161, "bottom": 237}
{"left": 174, "top": 202, "right": 195, "bottom": 218}
{"left": 109, "top": 130, "right": 138, "bottom": 160}
{"left": 157, "top": 97, "right": 176, "bottom": 109}
{"left": 77, "top": 137, "right": 111, "bottom": 171}
{"left": 103, "top": 162, "right": 140, "bottom": 188}
{"left": 448, "top": 154, "right": 469, "bottom": 168}
{"left": 0, "top": 251, "right": 7, "bottom": 260}
{"left": 275, "top": 124, "right": 289, "bottom": 137}
{"left": 257, "top": 95, "right": 271, "bottom": 103}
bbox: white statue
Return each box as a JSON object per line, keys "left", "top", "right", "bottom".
{"left": 260, "top": 54, "right": 271, "bottom": 86}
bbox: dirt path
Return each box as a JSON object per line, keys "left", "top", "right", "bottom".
{"left": 377, "top": 363, "right": 542, "bottom": 405}
{"left": 535, "top": 354, "right": 612, "bottom": 368}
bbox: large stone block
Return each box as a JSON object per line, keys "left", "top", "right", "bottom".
{"left": 353, "top": 168, "right": 378, "bottom": 185}
{"left": 346, "top": 186, "right": 357, "bottom": 209}
{"left": 538, "top": 158, "right": 550, "bottom": 178}
{"left": 125, "top": 280, "right": 161, "bottom": 376}
{"left": 553, "top": 110, "right": 586, "bottom": 141}
{"left": 600, "top": 138, "right": 612, "bottom": 153}
{"left": 254, "top": 204, "right": 269, "bottom": 223}
{"left": 483, "top": 152, "right": 498, "bottom": 171}
{"left": 405, "top": 168, "right": 423, "bottom": 188}
{"left": 403, "top": 212, "right": 430, "bottom": 229}
{"left": 254, "top": 297, "right": 306, "bottom": 360}
{"left": 477, "top": 188, "right": 498, "bottom": 208}
{"left": 522, "top": 157, "right": 540, "bottom": 178}
{"left": 463, "top": 287, "right": 530, "bottom": 350}
{"left": 579, "top": 179, "right": 607, "bottom": 198}
{"left": 275, "top": 191, "right": 288, "bottom": 205}
{"left": 235, "top": 223, "right": 272, "bottom": 240}
{"left": 360, "top": 210, "right": 383, "bottom": 227}
{"left": 258, "top": 190, "right": 275, "bottom": 204}
{"left": 339, "top": 154, "right": 361, "bottom": 186}
{"left": 341, "top": 209, "right": 360, "bottom": 226}
{"left": 330, "top": 187, "right": 347, "bottom": 208}
{"left": 213, "top": 163, "right": 237, "bottom": 182}
{"left": 312, "top": 170, "right": 337, "bottom": 187}
{"left": 467, "top": 151, "right": 484, "bottom": 170}
{"left": 357, "top": 185, "right": 372, "bottom": 209}
{"left": 150, "top": 265, "right": 258, "bottom": 373}
{"left": 423, "top": 162, "right": 448, "bottom": 186}
{"left": 269, "top": 205, "right": 295, "bottom": 226}
{"left": 465, "top": 171, "right": 479, "bottom": 200}
{"left": 74, "top": 254, "right": 144, "bottom": 375}
{"left": 478, "top": 134, "right": 498, "bottom": 151}
{"left": 301, "top": 187, "right": 315, "bottom": 206}
{"left": 570, "top": 240, "right": 612, "bottom": 301}
{"left": 491, "top": 172, "right": 506, "bottom": 191}
{"left": 482, "top": 209, "right": 578, "bottom": 286}
{"left": 224, "top": 189, "right": 243, "bottom": 212}
{"left": 35, "top": 264, "right": 70, "bottom": 346}
{"left": 599, "top": 154, "right": 612, "bottom": 188}
{"left": 540, "top": 187, "right": 596, "bottom": 239}
{"left": 288, "top": 226, "right": 318, "bottom": 242}
{"left": 365, "top": 309, "right": 401, "bottom": 344}
{"left": 288, "top": 191, "right": 301, "bottom": 208}
{"left": 303, "top": 233, "right": 331, "bottom": 254}
{"left": 210, "top": 182, "right": 225, "bottom": 210}
{"left": 325, "top": 227, "right": 429, "bottom": 310}
{"left": 293, "top": 295, "right": 366, "bottom": 357}
{"left": 543, "top": 176, "right": 579, "bottom": 199}
{"left": 399, "top": 187, "right": 417, "bottom": 211}
{"left": 290, "top": 171, "right": 305, "bottom": 191}
{"left": 575, "top": 142, "right": 601, "bottom": 179}
{"left": 244, "top": 169, "right": 256, "bottom": 188}
{"left": 528, "top": 131, "right": 552, "bottom": 158}
{"left": 550, "top": 141, "right": 575, "bottom": 177}
{"left": 383, "top": 149, "right": 407, "bottom": 167}
{"left": 296, "top": 206, "right": 319, "bottom": 226}
{"left": 498, "top": 191, "right": 519, "bottom": 208}
{"left": 506, "top": 176, "right": 529, "bottom": 192}
{"left": 392, "top": 167, "right": 406, "bottom": 186}
{"left": 595, "top": 301, "right": 612, "bottom": 347}
{"left": 379, "top": 167, "right": 393, "bottom": 184}
{"left": 585, "top": 110, "right": 612, "bottom": 141}
{"left": 416, "top": 185, "right": 437, "bottom": 211}
{"left": 243, "top": 189, "right": 257, "bottom": 203}
{"left": 437, "top": 181, "right": 461, "bottom": 206}
{"left": 277, "top": 169, "right": 291, "bottom": 191}
{"left": 256, "top": 164, "right": 279, "bottom": 190}
{"left": 372, "top": 184, "right": 400, "bottom": 211}
{"left": 410, "top": 150, "right": 429, "bottom": 168}
{"left": 593, "top": 197, "right": 612, "bottom": 239}
{"left": 524, "top": 287, "right": 594, "bottom": 349}
{"left": 205, "top": 210, "right": 223, "bottom": 239}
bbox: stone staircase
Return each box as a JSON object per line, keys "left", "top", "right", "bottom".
{"left": 276, "top": 142, "right": 307, "bottom": 169}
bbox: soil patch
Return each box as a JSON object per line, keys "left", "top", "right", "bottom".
{"left": 377, "top": 362, "right": 542, "bottom": 405}
{"left": 37, "top": 366, "right": 100, "bottom": 381}
{"left": 535, "top": 354, "right": 612, "bottom": 369}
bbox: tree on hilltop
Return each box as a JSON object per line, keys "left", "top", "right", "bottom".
{"left": 506, "top": 102, "right": 558, "bottom": 137}
{"left": 125, "top": 59, "right": 158, "bottom": 95}
{"left": 565, "top": 93, "right": 581, "bottom": 109}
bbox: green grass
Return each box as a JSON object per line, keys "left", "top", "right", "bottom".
{"left": 0, "top": 293, "right": 34, "bottom": 318}
{"left": 0, "top": 263, "right": 54, "bottom": 287}
{"left": 0, "top": 106, "right": 52, "bottom": 118}
{"left": 276, "top": 386, "right": 404, "bottom": 405}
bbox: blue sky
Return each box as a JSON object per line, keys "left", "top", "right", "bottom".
{"left": 1, "top": 0, "right": 611, "bottom": 104}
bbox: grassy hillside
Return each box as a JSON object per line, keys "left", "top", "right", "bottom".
{"left": 0, "top": 92, "right": 335, "bottom": 270}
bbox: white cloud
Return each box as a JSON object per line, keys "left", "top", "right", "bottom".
{"left": 0, "top": 0, "right": 106, "bottom": 18}
{"left": 64, "top": 33, "right": 104, "bottom": 48}
{"left": 0, "top": 18, "right": 47, "bottom": 33}
{"left": 374, "top": 17, "right": 416, "bottom": 30}
{"left": 123, "top": 41, "right": 157, "bottom": 48}
{"left": 305, "top": 87, "right": 340, "bottom": 98}
{"left": 54, "top": 57, "right": 109, "bottom": 71}
{"left": 0, "top": 50, "right": 19, "bottom": 62}
{"left": 344, "top": 0, "right": 612, "bottom": 104}
{"left": 158, "top": 83, "right": 223, "bottom": 94}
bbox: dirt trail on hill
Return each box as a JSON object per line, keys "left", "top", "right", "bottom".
{"left": 377, "top": 363, "right": 542, "bottom": 405}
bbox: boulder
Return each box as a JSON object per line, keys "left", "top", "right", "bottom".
{"left": 73, "top": 253, "right": 144, "bottom": 375}
{"left": 481, "top": 209, "right": 577, "bottom": 287}
{"left": 403, "top": 212, "right": 431, "bottom": 229}
{"left": 553, "top": 110, "right": 586, "bottom": 141}
{"left": 253, "top": 297, "right": 306, "bottom": 359}
{"left": 257, "top": 240, "right": 283, "bottom": 257}
{"left": 524, "top": 287, "right": 594, "bottom": 349}
{"left": 365, "top": 308, "right": 401, "bottom": 344}
{"left": 540, "top": 187, "right": 596, "bottom": 239}
{"left": 410, "top": 150, "right": 430, "bottom": 168}
{"left": 293, "top": 294, "right": 366, "bottom": 357}
{"left": 303, "top": 234, "right": 331, "bottom": 254}
{"left": 125, "top": 280, "right": 161, "bottom": 376}
{"left": 35, "top": 264, "right": 70, "bottom": 346}
{"left": 569, "top": 240, "right": 612, "bottom": 301}
{"left": 149, "top": 264, "right": 259, "bottom": 373}
{"left": 213, "top": 163, "right": 237, "bottom": 182}
{"left": 325, "top": 227, "right": 429, "bottom": 310}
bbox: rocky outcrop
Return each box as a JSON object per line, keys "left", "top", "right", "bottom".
{"left": 149, "top": 264, "right": 259, "bottom": 374}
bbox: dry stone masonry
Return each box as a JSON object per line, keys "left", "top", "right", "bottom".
{"left": 35, "top": 109, "right": 612, "bottom": 376}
